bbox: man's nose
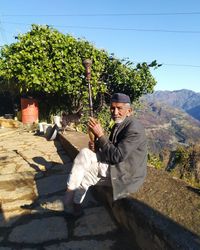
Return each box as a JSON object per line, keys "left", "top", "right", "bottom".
{"left": 114, "top": 108, "right": 119, "bottom": 115}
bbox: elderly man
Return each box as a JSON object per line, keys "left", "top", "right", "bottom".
{"left": 64, "top": 93, "right": 147, "bottom": 217}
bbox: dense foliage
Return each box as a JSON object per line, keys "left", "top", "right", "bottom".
{"left": 0, "top": 24, "right": 159, "bottom": 117}
{"left": 169, "top": 145, "right": 200, "bottom": 187}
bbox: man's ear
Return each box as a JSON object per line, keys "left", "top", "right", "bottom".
{"left": 126, "top": 108, "right": 132, "bottom": 116}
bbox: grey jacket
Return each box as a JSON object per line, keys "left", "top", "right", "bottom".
{"left": 96, "top": 116, "right": 147, "bottom": 201}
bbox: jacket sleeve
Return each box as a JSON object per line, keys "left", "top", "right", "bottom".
{"left": 96, "top": 122, "right": 146, "bottom": 165}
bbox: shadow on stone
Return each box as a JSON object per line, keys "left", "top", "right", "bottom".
{"left": 95, "top": 185, "right": 200, "bottom": 250}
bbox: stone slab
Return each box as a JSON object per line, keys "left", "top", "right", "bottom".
{"left": 9, "top": 217, "right": 68, "bottom": 243}
{"left": 44, "top": 240, "right": 114, "bottom": 250}
{"left": 74, "top": 206, "right": 117, "bottom": 236}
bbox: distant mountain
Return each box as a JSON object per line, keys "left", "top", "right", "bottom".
{"left": 134, "top": 97, "right": 200, "bottom": 187}
{"left": 136, "top": 99, "right": 200, "bottom": 155}
{"left": 143, "top": 89, "right": 200, "bottom": 121}
{"left": 135, "top": 90, "right": 200, "bottom": 187}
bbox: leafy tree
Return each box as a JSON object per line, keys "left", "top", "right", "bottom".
{"left": 0, "top": 24, "right": 159, "bottom": 118}
{"left": 0, "top": 25, "right": 107, "bottom": 113}
{"left": 101, "top": 56, "right": 159, "bottom": 101}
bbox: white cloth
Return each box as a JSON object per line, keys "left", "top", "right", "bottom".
{"left": 67, "top": 148, "right": 111, "bottom": 204}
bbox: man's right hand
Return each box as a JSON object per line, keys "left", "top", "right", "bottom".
{"left": 88, "top": 117, "right": 104, "bottom": 139}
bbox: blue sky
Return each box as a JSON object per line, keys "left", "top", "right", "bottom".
{"left": 0, "top": 0, "right": 200, "bottom": 93}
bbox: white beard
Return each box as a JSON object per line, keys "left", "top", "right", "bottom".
{"left": 114, "top": 117, "right": 126, "bottom": 124}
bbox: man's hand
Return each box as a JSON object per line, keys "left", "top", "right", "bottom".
{"left": 88, "top": 117, "right": 104, "bottom": 138}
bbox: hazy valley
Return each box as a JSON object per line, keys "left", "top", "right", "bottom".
{"left": 136, "top": 89, "right": 200, "bottom": 187}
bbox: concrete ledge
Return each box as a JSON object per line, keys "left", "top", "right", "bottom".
{"left": 58, "top": 131, "right": 200, "bottom": 249}
{"left": 58, "top": 131, "right": 88, "bottom": 159}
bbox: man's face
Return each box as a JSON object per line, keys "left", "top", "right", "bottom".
{"left": 110, "top": 102, "right": 132, "bottom": 123}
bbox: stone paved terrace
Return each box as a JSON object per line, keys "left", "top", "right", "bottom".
{"left": 0, "top": 127, "right": 136, "bottom": 250}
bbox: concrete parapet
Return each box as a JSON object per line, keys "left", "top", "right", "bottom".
{"left": 58, "top": 131, "right": 200, "bottom": 250}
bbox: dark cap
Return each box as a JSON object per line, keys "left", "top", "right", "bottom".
{"left": 111, "top": 93, "right": 131, "bottom": 103}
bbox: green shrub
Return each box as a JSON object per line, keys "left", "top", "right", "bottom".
{"left": 148, "top": 153, "right": 164, "bottom": 169}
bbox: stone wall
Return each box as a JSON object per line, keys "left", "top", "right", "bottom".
{"left": 58, "top": 131, "right": 200, "bottom": 250}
